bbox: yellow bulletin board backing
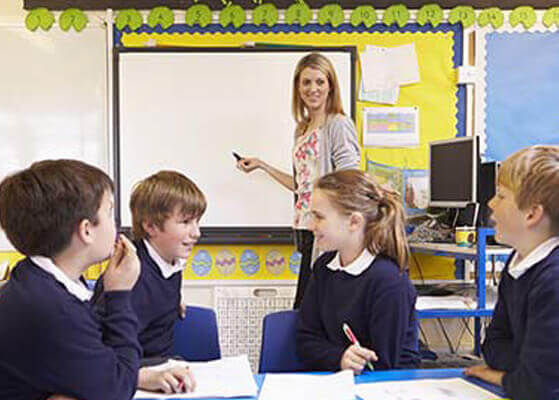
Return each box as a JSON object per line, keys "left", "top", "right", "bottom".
{"left": 118, "top": 26, "right": 460, "bottom": 280}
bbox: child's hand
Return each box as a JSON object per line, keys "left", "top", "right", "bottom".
{"left": 236, "top": 157, "right": 261, "bottom": 173}
{"left": 340, "top": 344, "right": 377, "bottom": 375}
{"left": 464, "top": 364, "right": 505, "bottom": 386}
{"left": 139, "top": 365, "right": 196, "bottom": 394}
{"left": 47, "top": 396, "right": 78, "bottom": 400}
{"left": 103, "top": 235, "right": 140, "bottom": 292}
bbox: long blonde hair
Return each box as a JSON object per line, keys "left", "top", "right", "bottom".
{"left": 292, "top": 52, "right": 345, "bottom": 136}
{"left": 315, "top": 169, "right": 410, "bottom": 270}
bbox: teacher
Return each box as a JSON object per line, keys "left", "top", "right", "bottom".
{"left": 237, "top": 52, "right": 360, "bottom": 308}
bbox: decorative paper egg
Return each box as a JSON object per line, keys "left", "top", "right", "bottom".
{"left": 191, "top": 250, "right": 212, "bottom": 277}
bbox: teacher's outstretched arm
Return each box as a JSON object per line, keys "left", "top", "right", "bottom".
{"left": 237, "top": 157, "right": 294, "bottom": 192}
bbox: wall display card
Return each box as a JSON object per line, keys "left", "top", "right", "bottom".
{"left": 363, "top": 107, "right": 419, "bottom": 147}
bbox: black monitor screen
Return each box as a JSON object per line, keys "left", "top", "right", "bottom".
{"left": 429, "top": 137, "right": 478, "bottom": 208}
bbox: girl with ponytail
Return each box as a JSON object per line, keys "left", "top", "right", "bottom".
{"left": 296, "top": 169, "right": 419, "bottom": 373}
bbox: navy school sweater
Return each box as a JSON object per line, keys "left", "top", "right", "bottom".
{"left": 93, "top": 240, "right": 182, "bottom": 359}
{"left": 0, "top": 258, "right": 140, "bottom": 400}
{"left": 296, "top": 251, "right": 420, "bottom": 371}
{"left": 482, "top": 246, "right": 559, "bottom": 400}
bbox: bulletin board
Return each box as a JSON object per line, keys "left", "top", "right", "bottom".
{"left": 118, "top": 22, "right": 463, "bottom": 281}
{"left": 0, "top": 24, "right": 108, "bottom": 252}
{"left": 478, "top": 30, "right": 559, "bottom": 161}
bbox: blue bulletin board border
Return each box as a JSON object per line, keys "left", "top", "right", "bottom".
{"left": 114, "top": 22, "right": 465, "bottom": 138}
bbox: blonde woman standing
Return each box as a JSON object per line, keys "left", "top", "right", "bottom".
{"left": 237, "top": 53, "right": 360, "bottom": 308}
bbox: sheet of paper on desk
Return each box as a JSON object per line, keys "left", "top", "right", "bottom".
{"left": 355, "top": 378, "right": 501, "bottom": 400}
{"left": 259, "top": 370, "right": 354, "bottom": 400}
{"left": 416, "top": 295, "right": 476, "bottom": 310}
{"left": 134, "top": 355, "right": 257, "bottom": 399}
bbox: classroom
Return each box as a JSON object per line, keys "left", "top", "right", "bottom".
{"left": 1, "top": 0, "right": 559, "bottom": 398}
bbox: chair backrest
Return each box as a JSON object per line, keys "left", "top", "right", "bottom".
{"left": 258, "top": 310, "right": 306, "bottom": 373}
{"left": 173, "top": 306, "right": 221, "bottom": 361}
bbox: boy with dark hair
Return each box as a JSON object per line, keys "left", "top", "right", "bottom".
{"left": 466, "top": 145, "right": 559, "bottom": 400}
{"left": 0, "top": 159, "right": 141, "bottom": 400}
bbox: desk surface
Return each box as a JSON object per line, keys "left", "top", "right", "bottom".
{"left": 410, "top": 241, "right": 512, "bottom": 257}
{"left": 139, "top": 368, "right": 506, "bottom": 399}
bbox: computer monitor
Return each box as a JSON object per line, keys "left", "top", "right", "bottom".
{"left": 429, "top": 136, "right": 479, "bottom": 208}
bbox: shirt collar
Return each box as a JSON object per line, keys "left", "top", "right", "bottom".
{"left": 508, "top": 237, "right": 559, "bottom": 279}
{"left": 326, "top": 248, "right": 375, "bottom": 276}
{"left": 30, "top": 256, "right": 92, "bottom": 302}
{"left": 143, "top": 239, "right": 185, "bottom": 279}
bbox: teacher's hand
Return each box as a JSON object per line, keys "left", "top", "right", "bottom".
{"left": 236, "top": 157, "right": 262, "bottom": 173}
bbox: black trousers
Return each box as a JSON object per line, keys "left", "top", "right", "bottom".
{"left": 293, "top": 229, "right": 315, "bottom": 309}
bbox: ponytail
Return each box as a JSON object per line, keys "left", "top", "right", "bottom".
{"left": 315, "top": 170, "right": 410, "bottom": 272}
{"left": 364, "top": 190, "right": 409, "bottom": 271}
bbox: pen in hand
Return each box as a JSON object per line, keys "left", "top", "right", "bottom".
{"left": 342, "top": 323, "right": 375, "bottom": 371}
{"left": 232, "top": 152, "right": 243, "bottom": 162}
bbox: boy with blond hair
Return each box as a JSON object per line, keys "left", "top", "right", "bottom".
{"left": 94, "top": 170, "right": 206, "bottom": 363}
{"left": 466, "top": 145, "right": 559, "bottom": 400}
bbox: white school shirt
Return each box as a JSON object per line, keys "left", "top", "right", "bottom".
{"left": 30, "top": 256, "right": 92, "bottom": 302}
{"left": 508, "top": 236, "right": 559, "bottom": 279}
{"left": 143, "top": 239, "right": 186, "bottom": 279}
{"left": 326, "top": 248, "right": 376, "bottom": 276}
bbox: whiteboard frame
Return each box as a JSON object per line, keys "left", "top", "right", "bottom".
{"left": 113, "top": 46, "right": 356, "bottom": 244}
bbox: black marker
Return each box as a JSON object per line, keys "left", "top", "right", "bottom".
{"left": 232, "top": 152, "right": 243, "bottom": 162}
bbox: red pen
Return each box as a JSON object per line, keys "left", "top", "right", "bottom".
{"left": 342, "top": 323, "right": 375, "bottom": 370}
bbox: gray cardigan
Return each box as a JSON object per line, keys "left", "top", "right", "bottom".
{"left": 293, "top": 113, "right": 360, "bottom": 185}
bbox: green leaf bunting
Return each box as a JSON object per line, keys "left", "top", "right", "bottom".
{"left": 510, "top": 6, "right": 537, "bottom": 29}
{"left": 25, "top": 7, "right": 55, "bottom": 31}
{"left": 383, "top": 4, "right": 410, "bottom": 28}
{"left": 115, "top": 9, "right": 143, "bottom": 31}
{"left": 417, "top": 4, "right": 443, "bottom": 27}
{"left": 477, "top": 7, "right": 504, "bottom": 29}
{"left": 350, "top": 6, "right": 377, "bottom": 28}
{"left": 253, "top": 3, "right": 278, "bottom": 27}
{"left": 543, "top": 7, "right": 559, "bottom": 28}
{"left": 285, "top": 1, "right": 311, "bottom": 26}
{"left": 219, "top": 4, "right": 246, "bottom": 28}
{"left": 147, "top": 6, "right": 174, "bottom": 29}
{"left": 317, "top": 4, "right": 344, "bottom": 27}
{"left": 448, "top": 6, "right": 475, "bottom": 28}
{"left": 185, "top": 4, "right": 212, "bottom": 27}
{"left": 59, "top": 8, "right": 88, "bottom": 32}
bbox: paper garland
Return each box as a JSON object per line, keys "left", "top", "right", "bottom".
{"left": 24, "top": 4, "right": 559, "bottom": 32}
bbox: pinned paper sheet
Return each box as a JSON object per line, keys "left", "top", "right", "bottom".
{"left": 356, "top": 378, "right": 500, "bottom": 400}
{"left": 259, "top": 370, "right": 354, "bottom": 400}
{"left": 363, "top": 107, "right": 419, "bottom": 147}
{"left": 359, "top": 43, "right": 420, "bottom": 104}
{"left": 134, "top": 355, "right": 258, "bottom": 399}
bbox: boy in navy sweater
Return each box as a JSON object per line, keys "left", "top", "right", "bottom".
{"left": 94, "top": 170, "right": 206, "bottom": 362}
{"left": 0, "top": 160, "right": 142, "bottom": 400}
{"left": 296, "top": 170, "right": 419, "bottom": 373}
{"left": 465, "top": 145, "right": 559, "bottom": 400}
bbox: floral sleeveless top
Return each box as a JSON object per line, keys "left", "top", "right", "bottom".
{"left": 293, "top": 129, "right": 320, "bottom": 229}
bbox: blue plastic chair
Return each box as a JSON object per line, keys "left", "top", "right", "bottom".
{"left": 173, "top": 306, "right": 221, "bottom": 361}
{"left": 258, "top": 310, "right": 306, "bottom": 373}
